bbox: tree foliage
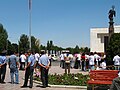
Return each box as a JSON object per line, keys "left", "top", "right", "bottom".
{"left": 0, "top": 23, "right": 8, "bottom": 52}
{"left": 31, "top": 36, "right": 40, "bottom": 52}
{"left": 106, "top": 33, "right": 120, "bottom": 64}
{"left": 19, "top": 34, "right": 40, "bottom": 53}
{"left": 19, "top": 34, "right": 29, "bottom": 53}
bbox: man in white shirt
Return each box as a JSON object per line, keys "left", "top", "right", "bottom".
{"left": 60, "top": 53, "right": 65, "bottom": 68}
{"left": 88, "top": 52, "right": 95, "bottom": 71}
{"left": 94, "top": 52, "right": 101, "bottom": 66}
{"left": 34, "top": 52, "right": 40, "bottom": 76}
{"left": 100, "top": 60, "right": 106, "bottom": 70}
{"left": 20, "top": 53, "right": 26, "bottom": 70}
{"left": 113, "top": 54, "right": 120, "bottom": 70}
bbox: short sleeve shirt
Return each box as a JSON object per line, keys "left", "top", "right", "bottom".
{"left": 39, "top": 54, "right": 49, "bottom": 66}
{"left": 28, "top": 54, "right": 35, "bottom": 66}
{"left": 113, "top": 55, "right": 120, "bottom": 65}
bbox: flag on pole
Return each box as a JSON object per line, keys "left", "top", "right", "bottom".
{"left": 29, "top": 0, "right": 32, "bottom": 10}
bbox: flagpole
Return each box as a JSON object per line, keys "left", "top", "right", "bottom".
{"left": 29, "top": 0, "right": 32, "bottom": 50}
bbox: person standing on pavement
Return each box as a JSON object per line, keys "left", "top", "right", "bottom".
{"left": 8, "top": 51, "right": 19, "bottom": 84}
{"left": 34, "top": 52, "right": 40, "bottom": 76}
{"left": 21, "top": 50, "right": 35, "bottom": 88}
{"left": 81, "top": 53, "right": 86, "bottom": 71}
{"left": 60, "top": 52, "right": 65, "bottom": 68}
{"left": 94, "top": 52, "right": 101, "bottom": 67}
{"left": 64, "top": 55, "right": 71, "bottom": 74}
{"left": 19, "top": 52, "right": 26, "bottom": 70}
{"left": 0, "top": 51, "right": 7, "bottom": 84}
{"left": 38, "top": 50, "right": 50, "bottom": 88}
{"left": 113, "top": 54, "right": 120, "bottom": 70}
{"left": 88, "top": 52, "right": 95, "bottom": 71}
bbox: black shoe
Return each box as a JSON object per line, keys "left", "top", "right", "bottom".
{"left": 41, "top": 86, "right": 46, "bottom": 88}
{"left": 21, "top": 86, "right": 28, "bottom": 88}
{"left": 29, "top": 86, "right": 32, "bottom": 88}
{"left": 1, "top": 82, "right": 6, "bottom": 84}
{"left": 15, "top": 82, "right": 19, "bottom": 84}
{"left": 46, "top": 85, "right": 50, "bottom": 87}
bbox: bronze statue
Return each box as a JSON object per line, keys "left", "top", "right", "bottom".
{"left": 108, "top": 6, "right": 116, "bottom": 22}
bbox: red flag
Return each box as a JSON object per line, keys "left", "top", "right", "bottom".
{"left": 29, "top": 0, "right": 32, "bottom": 10}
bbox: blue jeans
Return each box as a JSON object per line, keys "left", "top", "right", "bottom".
{"left": 10, "top": 68, "right": 19, "bottom": 84}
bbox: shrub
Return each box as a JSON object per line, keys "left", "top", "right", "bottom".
{"left": 34, "top": 73, "right": 89, "bottom": 86}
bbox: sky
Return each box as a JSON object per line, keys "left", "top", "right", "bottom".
{"left": 0, "top": 0, "right": 120, "bottom": 48}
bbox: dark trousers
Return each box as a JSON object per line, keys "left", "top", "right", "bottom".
{"left": 20, "top": 62, "right": 25, "bottom": 70}
{"left": 81, "top": 61, "right": 84, "bottom": 71}
{"left": 65, "top": 63, "right": 70, "bottom": 74}
{"left": 0, "top": 64, "right": 6, "bottom": 83}
{"left": 60, "top": 60, "right": 65, "bottom": 68}
{"left": 74, "top": 60, "right": 80, "bottom": 69}
{"left": 23, "top": 66, "right": 34, "bottom": 87}
{"left": 41, "top": 67, "right": 49, "bottom": 87}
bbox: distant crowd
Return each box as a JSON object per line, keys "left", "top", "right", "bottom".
{"left": 0, "top": 50, "right": 120, "bottom": 88}
{"left": 59, "top": 52, "right": 120, "bottom": 72}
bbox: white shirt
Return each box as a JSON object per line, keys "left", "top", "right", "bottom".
{"left": 113, "top": 55, "right": 120, "bottom": 65}
{"left": 94, "top": 54, "right": 101, "bottom": 62}
{"left": 60, "top": 54, "right": 64, "bottom": 60}
{"left": 35, "top": 53, "right": 40, "bottom": 61}
{"left": 76, "top": 54, "right": 81, "bottom": 60}
{"left": 20, "top": 54, "right": 26, "bottom": 62}
{"left": 88, "top": 55, "right": 95, "bottom": 65}
{"left": 100, "top": 61, "right": 106, "bottom": 70}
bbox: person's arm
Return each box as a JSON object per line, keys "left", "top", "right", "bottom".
{"left": 39, "top": 63, "right": 46, "bottom": 68}
{"left": 16, "top": 62, "right": 20, "bottom": 68}
{"left": 0, "top": 57, "right": 7, "bottom": 66}
{"left": 25, "top": 62, "right": 31, "bottom": 70}
{"left": 45, "top": 60, "right": 50, "bottom": 69}
{"left": 25, "top": 57, "right": 31, "bottom": 70}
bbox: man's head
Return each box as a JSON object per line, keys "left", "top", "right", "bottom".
{"left": 40, "top": 50, "right": 45, "bottom": 55}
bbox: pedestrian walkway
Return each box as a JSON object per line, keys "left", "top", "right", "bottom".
{"left": 49, "top": 66, "right": 88, "bottom": 75}
{"left": 0, "top": 66, "right": 88, "bottom": 90}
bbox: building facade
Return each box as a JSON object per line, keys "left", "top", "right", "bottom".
{"left": 90, "top": 25, "right": 120, "bottom": 53}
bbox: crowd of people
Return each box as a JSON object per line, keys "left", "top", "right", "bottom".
{"left": 0, "top": 50, "right": 50, "bottom": 88}
{"left": 0, "top": 50, "right": 120, "bottom": 89}
{"left": 59, "top": 51, "right": 120, "bottom": 72}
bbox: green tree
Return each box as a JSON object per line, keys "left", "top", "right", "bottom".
{"left": 83, "top": 47, "right": 90, "bottom": 53}
{"left": 47, "top": 40, "right": 54, "bottom": 54}
{"left": 19, "top": 34, "right": 29, "bottom": 53}
{"left": 73, "top": 45, "right": 80, "bottom": 54}
{"left": 106, "top": 33, "right": 120, "bottom": 65}
{"left": 50, "top": 40, "right": 53, "bottom": 54}
{"left": 40, "top": 45, "right": 47, "bottom": 51}
{"left": 7, "top": 40, "right": 13, "bottom": 55}
{"left": 47, "top": 41, "right": 50, "bottom": 54}
{"left": 12, "top": 43, "right": 18, "bottom": 53}
{"left": 0, "top": 23, "right": 8, "bottom": 52}
{"left": 34, "top": 39, "right": 40, "bottom": 53}
{"left": 31, "top": 36, "right": 40, "bottom": 52}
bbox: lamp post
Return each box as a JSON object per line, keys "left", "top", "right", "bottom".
{"left": 29, "top": 0, "right": 32, "bottom": 50}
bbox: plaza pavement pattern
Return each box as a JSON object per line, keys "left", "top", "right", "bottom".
{"left": 0, "top": 66, "right": 88, "bottom": 90}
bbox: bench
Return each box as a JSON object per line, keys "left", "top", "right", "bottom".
{"left": 87, "top": 70, "right": 118, "bottom": 90}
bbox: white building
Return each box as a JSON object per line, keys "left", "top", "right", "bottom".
{"left": 90, "top": 25, "right": 120, "bottom": 53}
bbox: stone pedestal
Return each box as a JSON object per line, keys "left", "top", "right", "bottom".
{"left": 109, "top": 21, "right": 114, "bottom": 40}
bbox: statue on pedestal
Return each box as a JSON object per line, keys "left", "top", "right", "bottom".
{"left": 108, "top": 5, "right": 116, "bottom": 23}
